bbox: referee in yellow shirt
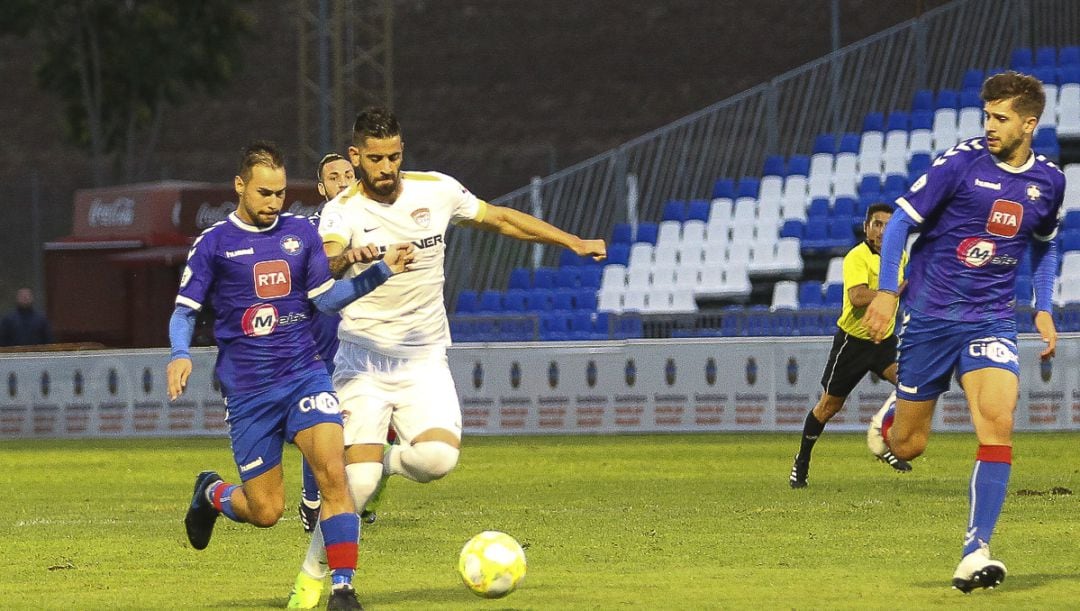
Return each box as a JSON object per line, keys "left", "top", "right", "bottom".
{"left": 790, "top": 203, "right": 911, "bottom": 488}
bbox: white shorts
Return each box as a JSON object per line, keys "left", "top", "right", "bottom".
{"left": 332, "top": 342, "right": 462, "bottom": 446}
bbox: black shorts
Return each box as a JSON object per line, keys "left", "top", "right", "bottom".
{"left": 819, "top": 330, "right": 898, "bottom": 397}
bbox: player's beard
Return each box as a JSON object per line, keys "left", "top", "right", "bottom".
{"left": 364, "top": 172, "right": 399, "bottom": 198}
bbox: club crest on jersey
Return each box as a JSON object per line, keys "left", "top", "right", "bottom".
{"left": 280, "top": 235, "right": 302, "bottom": 255}
{"left": 241, "top": 303, "right": 279, "bottom": 337}
{"left": 956, "top": 237, "right": 996, "bottom": 268}
{"left": 253, "top": 260, "right": 292, "bottom": 298}
{"left": 1026, "top": 184, "right": 1041, "bottom": 201}
{"left": 411, "top": 207, "right": 431, "bottom": 228}
{"left": 986, "top": 199, "right": 1022, "bottom": 238}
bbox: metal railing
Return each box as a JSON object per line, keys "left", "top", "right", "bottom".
{"left": 444, "top": 0, "right": 1080, "bottom": 309}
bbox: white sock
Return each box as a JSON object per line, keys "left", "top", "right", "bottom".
{"left": 301, "top": 523, "right": 328, "bottom": 579}
{"left": 346, "top": 462, "right": 386, "bottom": 511}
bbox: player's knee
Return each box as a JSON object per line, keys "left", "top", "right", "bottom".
{"left": 345, "top": 461, "right": 384, "bottom": 507}
{"left": 890, "top": 432, "right": 927, "bottom": 461}
{"left": 247, "top": 499, "right": 285, "bottom": 527}
{"left": 408, "top": 441, "right": 459, "bottom": 483}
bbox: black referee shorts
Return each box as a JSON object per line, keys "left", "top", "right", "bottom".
{"left": 819, "top": 330, "right": 898, "bottom": 397}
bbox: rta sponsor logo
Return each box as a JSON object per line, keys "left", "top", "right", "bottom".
{"left": 298, "top": 392, "right": 339, "bottom": 414}
{"left": 968, "top": 338, "right": 1017, "bottom": 365}
{"left": 196, "top": 201, "right": 233, "bottom": 229}
{"left": 986, "top": 199, "right": 1023, "bottom": 238}
{"left": 88, "top": 197, "right": 135, "bottom": 227}
{"left": 956, "top": 237, "right": 996, "bottom": 268}
{"left": 252, "top": 260, "right": 292, "bottom": 298}
{"left": 241, "top": 303, "right": 279, "bottom": 337}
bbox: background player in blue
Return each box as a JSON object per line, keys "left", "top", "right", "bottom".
{"left": 863, "top": 72, "right": 1065, "bottom": 592}
{"left": 166, "top": 142, "right": 413, "bottom": 611}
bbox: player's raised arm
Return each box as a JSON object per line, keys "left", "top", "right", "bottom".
{"left": 467, "top": 203, "right": 607, "bottom": 261}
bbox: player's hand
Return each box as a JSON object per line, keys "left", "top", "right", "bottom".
{"left": 862, "top": 291, "right": 898, "bottom": 343}
{"left": 574, "top": 238, "right": 607, "bottom": 262}
{"left": 346, "top": 244, "right": 381, "bottom": 265}
{"left": 167, "top": 357, "right": 193, "bottom": 401}
{"left": 1034, "top": 310, "right": 1057, "bottom": 360}
{"left": 382, "top": 242, "right": 416, "bottom": 274}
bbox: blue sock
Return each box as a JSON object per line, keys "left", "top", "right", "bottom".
{"left": 301, "top": 458, "right": 320, "bottom": 504}
{"left": 321, "top": 512, "right": 359, "bottom": 589}
{"left": 963, "top": 445, "right": 1012, "bottom": 557}
{"left": 209, "top": 482, "right": 241, "bottom": 522}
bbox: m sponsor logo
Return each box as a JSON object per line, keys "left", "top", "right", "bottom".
{"left": 986, "top": 199, "right": 1022, "bottom": 238}
{"left": 241, "top": 303, "right": 279, "bottom": 337}
{"left": 280, "top": 235, "right": 302, "bottom": 255}
{"left": 898, "top": 382, "right": 919, "bottom": 393}
{"left": 253, "top": 260, "right": 291, "bottom": 298}
{"left": 956, "top": 237, "right": 996, "bottom": 268}
{"left": 411, "top": 207, "right": 431, "bottom": 228}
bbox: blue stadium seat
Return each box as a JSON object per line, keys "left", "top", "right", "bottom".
{"left": 575, "top": 289, "right": 598, "bottom": 311}
{"left": 886, "top": 111, "right": 909, "bottom": 132}
{"left": 799, "top": 281, "right": 824, "bottom": 308}
{"left": 1063, "top": 211, "right": 1080, "bottom": 232}
{"left": 812, "top": 134, "right": 836, "bottom": 154}
{"left": 858, "top": 175, "right": 882, "bottom": 198}
{"left": 959, "top": 89, "right": 982, "bottom": 109}
{"left": 613, "top": 315, "right": 643, "bottom": 339}
{"left": 833, "top": 197, "right": 856, "bottom": 219}
{"left": 779, "top": 219, "right": 804, "bottom": 239}
{"left": 795, "top": 309, "right": 826, "bottom": 336}
{"left": 567, "top": 311, "right": 595, "bottom": 340}
{"left": 662, "top": 199, "right": 687, "bottom": 222}
{"left": 1061, "top": 65, "right": 1080, "bottom": 85}
{"left": 1014, "top": 276, "right": 1033, "bottom": 307}
{"left": 787, "top": 155, "right": 811, "bottom": 176}
{"left": 883, "top": 174, "right": 909, "bottom": 197}
{"left": 1035, "top": 46, "right": 1058, "bottom": 69}
{"left": 828, "top": 217, "right": 856, "bottom": 250}
{"left": 592, "top": 312, "right": 610, "bottom": 338}
{"left": 909, "top": 153, "right": 932, "bottom": 178}
{"left": 801, "top": 219, "right": 829, "bottom": 252}
{"left": 607, "top": 243, "right": 630, "bottom": 266}
{"left": 912, "top": 89, "right": 935, "bottom": 112}
{"left": 1033, "top": 66, "right": 1057, "bottom": 86}
{"left": 838, "top": 133, "right": 860, "bottom": 154}
{"left": 1010, "top": 48, "right": 1033, "bottom": 71}
{"left": 579, "top": 267, "right": 602, "bottom": 289}
{"left": 612, "top": 222, "right": 633, "bottom": 245}
{"left": 556, "top": 266, "right": 582, "bottom": 289}
{"left": 962, "top": 69, "right": 984, "bottom": 90}
{"left": 712, "top": 178, "right": 736, "bottom": 199}
{"left": 456, "top": 290, "right": 479, "bottom": 314}
{"left": 807, "top": 198, "right": 830, "bottom": 220}
{"left": 687, "top": 199, "right": 710, "bottom": 222}
{"left": 935, "top": 89, "right": 959, "bottom": 110}
{"left": 762, "top": 155, "right": 786, "bottom": 177}
{"left": 1061, "top": 45, "right": 1080, "bottom": 67}
{"left": 737, "top": 177, "right": 761, "bottom": 199}
{"left": 539, "top": 312, "right": 573, "bottom": 341}
{"left": 862, "top": 111, "right": 885, "bottom": 132}
{"left": 635, "top": 222, "right": 658, "bottom": 245}
{"left": 533, "top": 267, "right": 557, "bottom": 289}
{"left": 478, "top": 290, "right": 503, "bottom": 313}
{"left": 559, "top": 250, "right": 585, "bottom": 268}
{"left": 1034, "top": 127, "right": 1059, "bottom": 160}
{"left": 823, "top": 283, "right": 845, "bottom": 308}
{"left": 1060, "top": 229, "right": 1080, "bottom": 252}
{"left": 502, "top": 288, "right": 529, "bottom": 312}
{"left": 508, "top": 267, "right": 531, "bottom": 289}
{"left": 910, "top": 110, "right": 933, "bottom": 131}
{"left": 525, "top": 288, "right": 555, "bottom": 313}
{"left": 553, "top": 288, "right": 577, "bottom": 311}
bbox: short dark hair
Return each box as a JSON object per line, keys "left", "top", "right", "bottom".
{"left": 865, "top": 203, "right": 894, "bottom": 223}
{"left": 239, "top": 141, "right": 284, "bottom": 181}
{"left": 352, "top": 106, "right": 401, "bottom": 146}
{"left": 317, "top": 153, "right": 347, "bottom": 182}
{"left": 981, "top": 71, "right": 1045, "bottom": 120}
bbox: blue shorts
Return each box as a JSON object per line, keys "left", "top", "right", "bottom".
{"left": 224, "top": 369, "right": 343, "bottom": 481}
{"left": 895, "top": 311, "right": 1019, "bottom": 401}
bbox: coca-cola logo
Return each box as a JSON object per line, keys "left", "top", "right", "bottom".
{"left": 88, "top": 197, "right": 135, "bottom": 227}
{"left": 196, "top": 201, "right": 234, "bottom": 229}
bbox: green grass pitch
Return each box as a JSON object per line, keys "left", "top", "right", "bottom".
{"left": 1, "top": 432, "right": 1077, "bottom": 609}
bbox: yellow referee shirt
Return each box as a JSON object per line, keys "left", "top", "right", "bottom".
{"left": 836, "top": 241, "right": 906, "bottom": 340}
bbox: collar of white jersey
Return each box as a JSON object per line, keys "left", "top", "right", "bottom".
{"left": 228, "top": 211, "right": 280, "bottom": 233}
{"left": 993, "top": 149, "right": 1035, "bottom": 174}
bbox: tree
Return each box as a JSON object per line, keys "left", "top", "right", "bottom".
{"left": 1, "top": 0, "right": 251, "bottom": 185}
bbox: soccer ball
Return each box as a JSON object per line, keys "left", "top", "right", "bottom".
{"left": 457, "top": 530, "right": 527, "bottom": 598}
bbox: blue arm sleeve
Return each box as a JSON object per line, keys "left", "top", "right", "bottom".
{"left": 878, "top": 208, "right": 918, "bottom": 293}
{"left": 312, "top": 260, "right": 393, "bottom": 313}
{"left": 169, "top": 305, "right": 197, "bottom": 360}
{"left": 1030, "top": 239, "right": 1058, "bottom": 313}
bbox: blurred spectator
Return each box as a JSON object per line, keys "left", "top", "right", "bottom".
{"left": 0, "top": 288, "right": 53, "bottom": 346}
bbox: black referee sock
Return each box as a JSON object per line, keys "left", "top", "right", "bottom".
{"left": 797, "top": 411, "right": 827, "bottom": 461}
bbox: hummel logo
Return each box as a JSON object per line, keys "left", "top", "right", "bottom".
{"left": 975, "top": 179, "right": 1001, "bottom": 190}
{"left": 226, "top": 247, "right": 254, "bottom": 258}
{"left": 363, "top": 226, "right": 380, "bottom": 233}
{"left": 898, "top": 382, "right": 919, "bottom": 393}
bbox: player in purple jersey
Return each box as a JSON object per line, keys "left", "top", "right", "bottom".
{"left": 863, "top": 72, "right": 1065, "bottom": 593}
{"left": 166, "top": 142, "right": 413, "bottom": 610}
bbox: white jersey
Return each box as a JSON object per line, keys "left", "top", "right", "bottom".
{"left": 318, "top": 171, "right": 484, "bottom": 357}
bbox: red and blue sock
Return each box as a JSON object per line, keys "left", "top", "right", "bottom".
{"left": 881, "top": 405, "right": 896, "bottom": 450}
{"left": 321, "top": 512, "right": 359, "bottom": 589}
{"left": 962, "top": 444, "right": 1012, "bottom": 557}
{"left": 208, "top": 481, "right": 241, "bottom": 522}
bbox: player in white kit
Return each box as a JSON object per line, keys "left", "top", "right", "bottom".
{"left": 286, "top": 107, "right": 606, "bottom": 607}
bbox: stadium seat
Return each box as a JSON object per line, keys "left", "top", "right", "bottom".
{"left": 682, "top": 219, "right": 706, "bottom": 245}
{"left": 539, "top": 312, "right": 573, "bottom": 341}
{"left": 1063, "top": 210, "right": 1080, "bottom": 232}
{"left": 559, "top": 250, "right": 584, "bottom": 268}
{"left": 670, "top": 288, "right": 697, "bottom": 313}
{"left": 651, "top": 264, "right": 677, "bottom": 288}
{"left": 709, "top": 197, "right": 733, "bottom": 224}
{"left": 678, "top": 244, "right": 704, "bottom": 269}
{"left": 606, "top": 243, "right": 630, "bottom": 266}
{"left": 771, "top": 280, "right": 799, "bottom": 311}
{"left": 799, "top": 280, "right": 824, "bottom": 308}
{"left": 807, "top": 198, "right": 830, "bottom": 220}
{"left": 525, "top": 288, "right": 556, "bottom": 313}
{"left": 935, "top": 89, "right": 959, "bottom": 110}
{"left": 812, "top": 134, "right": 836, "bottom": 154}
{"left": 858, "top": 130, "right": 884, "bottom": 176}
{"left": 579, "top": 267, "right": 602, "bottom": 289}
{"left": 611, "top": 223, "right": 633, "bottom": 245}
{"left": 600, "top": 264, "right": 626, "bottom": 292}
{"left": 932, "top": 106, "right": 959, "bottom": 154}
{"left": 626, "top": 263, "right": 651, "bottom": 290}
{"left": 912, "top": 89, "right": 935, "bottom": 112}
{"left": 737, "top": 177, "right": 761, "bottom": 199}
{"left": 858, "top": 175, "right": 882, "bottom": 199}
{"left": 1060, "top": 45, "right": 1080, "bottom": 66}
{"left": 772, "top": 238, "right": 803, "bottom": 276}
{"left": 662, "top": 200, "right": 687, "bottom": 222}
{"left": 635, "top": 222, "right": 658, "bottom": 245}
{"left": 779, "top": 219, "right": 804, "bottom": 239}
{"left": 833, "top": 197, "right": 856, "bottom": 220}
{"left": 763, "top": 155, "right": 786, "bottom": 176}
{"left": 597, "top": 288, "right": 622, "bottom": 313}
{"left": 612, "top": 315, "right": 643, "bottom": 339}
{"left": 1010, "top": 48, "right": 1033, "bottom": 71}
{"left": 687, "top": 199, "right": 711, "bottom": 222}
{"left": 962, "top": 69, "right": 984, "bottom": 90}
{"left": 801, "top": 219, "right": 829, "bottom": 253}
{"left": 478, "top": 290, "right": 503, "bottom": 314}
{"left": 628, "top": 242, "right": 653, "bottom": 268}
{"left": 555, "top": 266, "right": 582, "bottom": 289}
{"left": 1034, "top": 127, "right": 1060, "bottom": 161}
{"left": 787, "top": 155, "right": 811, "bottom": 176}
{"left": 862, "top": 112, "right": 886, "bottom": 132}
{"left": 657, "top": 220, "right": 682, "bottom": 248}
{"left": 1057, "top": 80, "right": 1080, "bottom": 137}
{"left": 673, "top": 266, "right": 700, "bottom": 290}
{"left": 456, "top": 290, "right": 479, "bottom": 314}
{"left": 823, "top": 283, "right": 845, "bottom": 308}
{"left": 503, "top": 289, "right": 529, "bottom": 312}
{"left": 508, "top": 267, "right": 531, "bottom": 290}
{"left": 711, "top": 178, "right": 736, "bottom": 199}
{"left": 825, "top": 257, "right": 844, "bottom": 284}
{"left": 1035, "top": 46, "right": 1058, "bottom": 69}
{"left": 553, "top": 289, "right": 576, "bottom": 311}
{"left": 533, "top": 267, "right": 557, "bottom": 289}
{"left": 828, "top": 217, "right": 856, "bottom": 251}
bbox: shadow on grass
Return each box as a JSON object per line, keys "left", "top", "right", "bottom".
{"left": 914, "top": 572, "right": 1072, "bottom": 593}
{"left": 219, "top": 586, "right": 529, "bottom": 609}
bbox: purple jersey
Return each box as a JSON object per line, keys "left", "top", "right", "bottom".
{"left": 306, "top": 210, "right": 341, "bottom": 366}
{"left": 896, "top": 137, "right": 1065, "bottom": 321}
{"left": 176, "top": 213, "right": 335, "bottom": 395}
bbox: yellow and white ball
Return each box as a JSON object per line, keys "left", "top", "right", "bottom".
{"left": 457, "top": 531, "right": 527, "bottom": 598}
